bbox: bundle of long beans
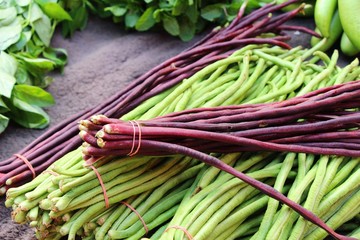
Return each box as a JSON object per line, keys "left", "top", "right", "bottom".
{"left": 80, "top": 79, "right": 360, "bottom": 160}
{"left": 4, "top": 1, "right": 360, "bottom": 239}
{"left": 159, "top": 152, "right": 360, "bottom": 240}
{"left": 5, "top": 42, "right": 360, "bottom": 239}
{"left": 0, "top": 0, "right": 310, "bottom": 193}
{"left": 76, "top": 80, "right": 360, "bottom": 239}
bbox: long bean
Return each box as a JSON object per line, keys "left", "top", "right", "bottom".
{"left": 253, "top": 153, "right": 296, "bottom": 239}
{"left": 289, "top": 156, "right": 344, "bottom": 240}
{"left": 108, "top": 188, "right": 188, "bottom": 239}
{"left": 111, "top": 165, "right": 202, "bottom": 232}
{"left": 211, "top": 194, "right": 270, "bottom": 240}
{"left": 304, "top": 189, "right": 360, "bottom": 240}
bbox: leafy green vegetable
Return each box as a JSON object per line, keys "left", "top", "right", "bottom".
{"left": 201, "top": 4, "right": 227, "bottom": 22}
{"left": 38, "top": 2, "right": 72, "bottom": 21}
{"left": 105, "top": 5, "right": 127, "bottom": 17}
{"left": 135, "top": 6, "right": 156, "bottom": 31}
{"left": 162, "top": 13, "right": 180, "bottom": 36}
{"left": 61, "top": 3, "right": 88, "bottom": 37}
{"left": 13, "top": 85, "right": 55, "bottom": 107}
{"left": 179, "top": 16, "right": 196, "bottom": 41}
{"left": 0, "top": 0, "right": 69, "bottom": 133}
{"left": 0, "top": 70, "right": 16, "bottom": 98}
{"left": 0, "top": 23, "right": 22, "bottom": 50}
{"left": 0, "top": 6, "right": 17, "bottom": 26}
{"left": 125, "top": 11, "right": 140, "bottom": 28}
{"left": 0, "top": 51, "right": 17, "bottom": 75}
{"left": 5, "top": 97, "right": 51, "bottom": 129}
{"left": 80, "top": 0, "right": 273, "bottom": 40}
{"left": 0, "top": 113, "right": 9, "bottom": 134}
{"left": 42, "top": 47, "right": 68, "bottom": 72}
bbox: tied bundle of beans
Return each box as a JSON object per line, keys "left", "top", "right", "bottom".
{"left": 76, "top": 81, "right": 360, "bottom": 240}
{"left": 0, "top": 0, "right": 313, "bottom": 193}
{"left": 6, "top": 21, "right": 360, "bottom": 240}
{"left": 6, "top": 43, "right": 360, "bottom": 240}
{"left": 81, "top": 79, "right": 360, "bottom": 162}
{"left": 6, "top": 152, "right": 204, "bottom": 240}
{"left": 159, "top": 153, "right": 360, "bottom": 240}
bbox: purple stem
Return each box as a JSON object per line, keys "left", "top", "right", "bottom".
{"left": 277, "top": 25, "right": 321, "bottom": 37}
{"left": 99, "top": 124, "right": 360, "bottom": 157}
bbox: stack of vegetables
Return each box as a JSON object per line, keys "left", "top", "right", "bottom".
{"left": 2, "top": 1, "right": 360, "bottom": 240}
{"left": 0, "top": 0, "right": 70, "bottom": 133}
{"left": 81, "top": 79, "right": 360, "bottom": 159}
{"left": 0, "top": 0, "right": 302, "bottom": 193}
{"left": 0, "top": 0, "right": 281, "bottom": 135}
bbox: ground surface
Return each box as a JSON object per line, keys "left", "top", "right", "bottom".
{"left": 0, "top": 15, "right": 345, "bottom": 240}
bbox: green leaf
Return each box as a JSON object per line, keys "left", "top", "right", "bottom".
{"left": 105, "top": 5, "right": 127, "bottom": 17}
{"left": 40, "top": 2, "right": 72, "bottom": 21}
{"left": 159, "top": 0, "right": 172, "bottom": 9}
{"left": 0, "top": 113, "right": 9, "bottom": 134}
{"left": 185, "top": 2, "right": 198, "bottom": 23}
{"left": 14, "top": 64, "right": 30, "bottom": 84}
{"left": 20, "top": 57, "right": 55, "bottom": 71}
{"left": 7, "top": 96, "right": 50, "bottom": 129}
{"left": 0, "top": 6, "right": 17, "bottom": 26}
{"left": 0, "top": 0, "right": 12, "bottom": 8}
{"left": 200, "top": 4, "right": 225, "bottom": 22}
{"left": 135, "top": 7, "right": 156, "bottom": 31}
{"left": 59, "top": 0, "right": 83, "bottom": 10}
{"left": 9, "top": 30, "right": 32, "bottom": 51}
{"left": 13, "top": 84, "right": 54, "bottom": 107}
{"left": 32, "top": 12, "right": 52, "bottom": 47}
{"left": 0, "top": 51, "right": 18, "bottom": 76}
{"left": 61, "top": 5, "right": 88, "bottom": 37}
{"left": 0, "top": 20, "right": 22, "bottom": 50}
{"left": 72, "top": 5, "right": 88, "bottom": 31}
{"left": 153, "top": 9, "right": 163, "bottom": 22}
{"left": 43, "top": 47, "right": 68, "bottom": 72}
{"left": 0, "top": 70, "right": 16, "bottom": 98}
{"left": 15, "top": 0, "right": 31, "bottom": 7}
{"left": 28, "top": 2, "right": 44, "bottom": 23}
{"left": 179, "top": 16, "right": 195, "bottom": 41}
{"left": 125, "top": 11, "right": 140, "bottom": 28}
{"left": 172, "top": 0, "right": 188, "bottom": 16}
{"left": 0, "top": 96, "right": 9, "bottom": 113}
{"left": 162, "top": 14, "right": 180, "bottom": 36}
{"left": 24, "top": 38, "right": 44, "bottom": 56}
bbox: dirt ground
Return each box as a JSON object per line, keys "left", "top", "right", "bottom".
{"left": 0, "top": 15, "right": 346, "bottom": 240}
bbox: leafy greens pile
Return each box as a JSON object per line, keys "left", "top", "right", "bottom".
{"left": 0, "top": 0, "right": 273, "bottom": 134}
{"left": 86, "top": 0, "right": 273, "bottom": 41}
{"left": 0, "top": 0, "right": 70, "bottom": 133}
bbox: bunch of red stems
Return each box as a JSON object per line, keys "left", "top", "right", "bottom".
{"left": 79, "top": 80, "right": 360, "bottom": 240}
{"left": 81, "top": 80, "right": 360, "bottom": 163}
